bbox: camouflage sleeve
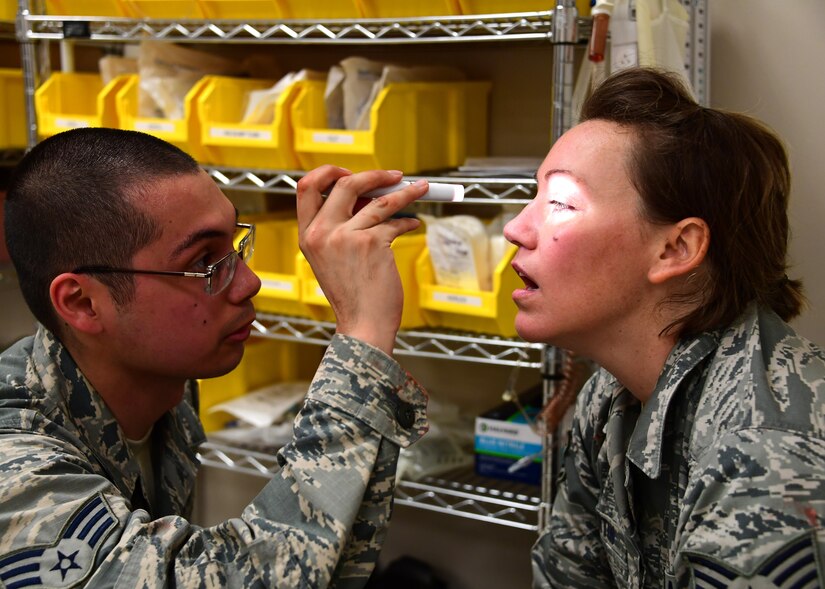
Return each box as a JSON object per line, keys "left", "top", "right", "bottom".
{"left": 675, "top": 428, "right": 825, "bottom": 587}
{"left": 0, "top": 333, "right": 428, "bottom": 589}
{"left": 532, "top": 372, "right": 617, "bottom": 589}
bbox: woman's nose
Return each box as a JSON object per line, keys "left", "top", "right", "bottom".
{"left": 504, "top": 205, "right": 534, "bottom": 248}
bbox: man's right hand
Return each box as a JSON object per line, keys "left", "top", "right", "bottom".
{"left": 296, "top": 166, "right": 427, "bottom": 356}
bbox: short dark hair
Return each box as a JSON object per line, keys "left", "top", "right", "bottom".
{"left": 580, "top": 67, "right": 804, "bottom": 336}
{"left": 4, "top": 128, "right": 201, "bottom": 335}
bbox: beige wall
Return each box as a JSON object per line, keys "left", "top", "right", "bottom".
{"left": 710, "top": 0, "right": 825, "bottom": 345}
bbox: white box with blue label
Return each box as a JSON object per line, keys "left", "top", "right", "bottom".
{"left": 474, "top": 387, "right": 543, "bottom": 486}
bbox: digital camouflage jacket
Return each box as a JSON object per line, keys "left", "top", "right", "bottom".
{"left": 533, "top": 305, "right": 825, "bottom": 588}
{"left": 0, "top": 327, "right": 427, "bottom": 588}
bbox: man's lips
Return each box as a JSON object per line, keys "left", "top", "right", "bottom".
{"left": 226, "top": 315, "right": 255, "bottom": 340}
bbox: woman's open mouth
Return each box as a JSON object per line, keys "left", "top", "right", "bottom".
{"left": 516, "top": 269, "right": 538, "bottom": 291}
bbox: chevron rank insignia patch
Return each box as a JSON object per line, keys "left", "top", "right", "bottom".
{"left": 686, "top": 532, "right": 823, "bottom": 589}
{"left": 0, "top": 493, "right": 117, "bottom": 588}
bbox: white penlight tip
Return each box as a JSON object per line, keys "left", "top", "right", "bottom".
{"left": 428, "top": 182, "right": 464, "bottom": 202}
{"left": 361, "top": 181, "right": 464, "bottom": 202}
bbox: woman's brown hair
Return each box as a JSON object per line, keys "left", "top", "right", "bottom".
{"left": 580, "top": 67, "right": 805, "bottom": 336}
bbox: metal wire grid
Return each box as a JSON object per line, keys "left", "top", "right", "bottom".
{"left": 394, "top": 467, "right": 542, "bottom": 531}
{"left": 198, "top": 442, "right": 542, "bottom": 530}
{"left": 253, "top": 313, "right": 545, "bottom": 369}
{"left": 206, "top": 167, "right": 540, "bottom": 205}
{"left": 17, "top": 11, "right": 592, "bottom": 45}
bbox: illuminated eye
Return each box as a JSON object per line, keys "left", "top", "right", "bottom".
{"left": 549, "top": 200, "right": 574, "bottom": 211}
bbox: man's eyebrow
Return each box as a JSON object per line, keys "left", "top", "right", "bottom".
{"left": 171, "top": 209, "right": 240, "bottom": 258}
{"left": 171, "top": 228, "right": 227, "bottom": 259}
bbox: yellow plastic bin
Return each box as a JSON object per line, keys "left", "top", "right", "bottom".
{"left": 296, "top": 233, "right": 427, "bottom": 328}
{"left": 199, "top": 0, "right": 281, "bottom": 18}
{"left": 115, "top": 74, "right": 209, "bottom": 162}
{"left": 123, "top": 0, "right": 203, "bottom": 18}
{"left": 196, "top": 75, "right": 302, "bottom": 169}
{"left": 275, "top": 0, "right": 361, "bottom": 18}
{"left": 458, "top": 0, "right": 590, "bottom": 15}
{"left": 197, "top": 337, "right": 321, "bottom": 432}
{"left": 292, "top": 80, "right": 491, "bottom": 173}
{"left": 416, "top": 243, "right": 519, "bottom": 337}
{"left": 34, "top": 72, "right": 129, "bottom": 138}
{"left": 246, "top": 215, "right": 316, "bottom": 318}
{"left": 0, "top": 69, "right": 26, "bottom": 149}
{"left": 0, "top": 0, "right": 16, "bottom": 20}
{"left": 358, "top": 0, "right": 460, "bottom": 17}
{"left": 45, "top": 0, "right": 133, "bottom": 16}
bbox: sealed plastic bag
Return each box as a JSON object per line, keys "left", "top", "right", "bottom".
{"left": 339, "top": 56, "right": 384, "bottom": 131}
{"left": 138, "top": 41, "right": 241, "bottom": 119}
{"left": 421, "top": 214, "right": 492, "bottom": 291}
{"left": 241, "top": 69, "right": 325, "bottom": 125}
{"left": 636, "top": 0, "right": 690, "bottom": 86}
{"left": 354, "top": 62, "right": 464, "bottom": 130}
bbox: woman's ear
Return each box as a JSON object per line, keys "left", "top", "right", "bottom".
{"left": 648, "top": 217, "right": 710, "bottom": 284}
{"left": 49, "top": 273, "right": 106, "bottom": 334}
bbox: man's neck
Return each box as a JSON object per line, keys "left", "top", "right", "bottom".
{"left": 64, "top": 340, "right": 185, "bottom": 440}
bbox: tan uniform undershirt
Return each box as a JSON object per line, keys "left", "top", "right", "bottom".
{"left": 126, "top": 426, "right": 155, "bottom": 510}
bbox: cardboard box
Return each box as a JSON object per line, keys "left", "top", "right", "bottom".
{"left": 474, "top": 386, "right": 543, "bottom": 486}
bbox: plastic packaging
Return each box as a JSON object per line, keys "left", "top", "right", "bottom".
{"left": 609, "top": 0, "right": 639, "bottom": 72}
{"left": 421, "top": 214, "right": 492, "bottom": 291}
{"left": 636, "top": 0, "right": 691, "bottom": 88}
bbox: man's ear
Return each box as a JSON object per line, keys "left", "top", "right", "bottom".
{"left": 49, "top": 273, "right": 107, "bottom": 334}
{"left": 648, "top": 217, "right": 710, "bottom": 284}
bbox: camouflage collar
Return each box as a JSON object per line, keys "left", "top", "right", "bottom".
{"left": 29, "top": 325, "right": 204, "bottom": 513}
{"left": 626, "top": 323, "right": 722, "bottom": 478}
{"left": 30, "top": 326, "right": 140, "bottom": 496}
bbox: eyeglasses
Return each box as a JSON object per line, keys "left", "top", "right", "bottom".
{"left": 72, "top": 222, "right": 255, "bottom": 296}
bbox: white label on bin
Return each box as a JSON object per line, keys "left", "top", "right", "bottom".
{"left": 260, "top": 278, "right": 294, "bottom": 293}
{"left": 315, "top": 286, "right": 328, "bottom": 300}
{"left": 210, "top": 127, "right": 272, "bottom": 142}
{"left": 433, "top": 292, "right": 482, "bottom": 307}
{"left": 55, "top": 118, "right": 90, "bottom": 129}
{"left": 312, "top": 132, "right": 354, "bottom": 145}
{"left": 135, "top": 121, "right": 175, "bottom": 133}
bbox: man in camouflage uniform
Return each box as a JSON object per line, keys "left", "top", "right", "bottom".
{"left": 0, "top": 128, "right": 429, "bottom": 588}
{"left": 502, "top": 68, "right": 825, "bottom": 587}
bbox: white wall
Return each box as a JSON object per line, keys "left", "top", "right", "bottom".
{"left": 710, "top": 0, "right": 825, "bottom": 345}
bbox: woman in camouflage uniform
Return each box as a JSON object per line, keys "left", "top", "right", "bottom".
{"left": 504, "top": 68, "right": 824, "bottom": 588}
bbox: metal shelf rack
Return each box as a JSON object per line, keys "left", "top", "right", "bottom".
{"left": 16, "top": 11, "right": 591, "bottom": 44}
{"left": 15, "top": 0, "right": 577, "bottom": 534}
{"left": 208, "top": 166, "right": 540, "bottom": 205}
{"left": 253, "top": 313, "right": 545, "bottom": 369}
{"left": 198, "top": 442, "right": 542, "bottom": 531}
{"left": 13, "top": 0, "right": 708, "bottom": 534}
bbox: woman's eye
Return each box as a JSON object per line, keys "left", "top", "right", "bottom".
{"left": 549, "top": 200, "right": 574, "bottom": 211}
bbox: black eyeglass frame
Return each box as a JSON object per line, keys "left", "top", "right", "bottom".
{"left": 71, "top": 222, "right": 255, "bottom": 296}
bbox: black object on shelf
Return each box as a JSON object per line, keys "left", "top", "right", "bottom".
{"left": 366, "top": 556, "right": 448, "bottom": 589}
